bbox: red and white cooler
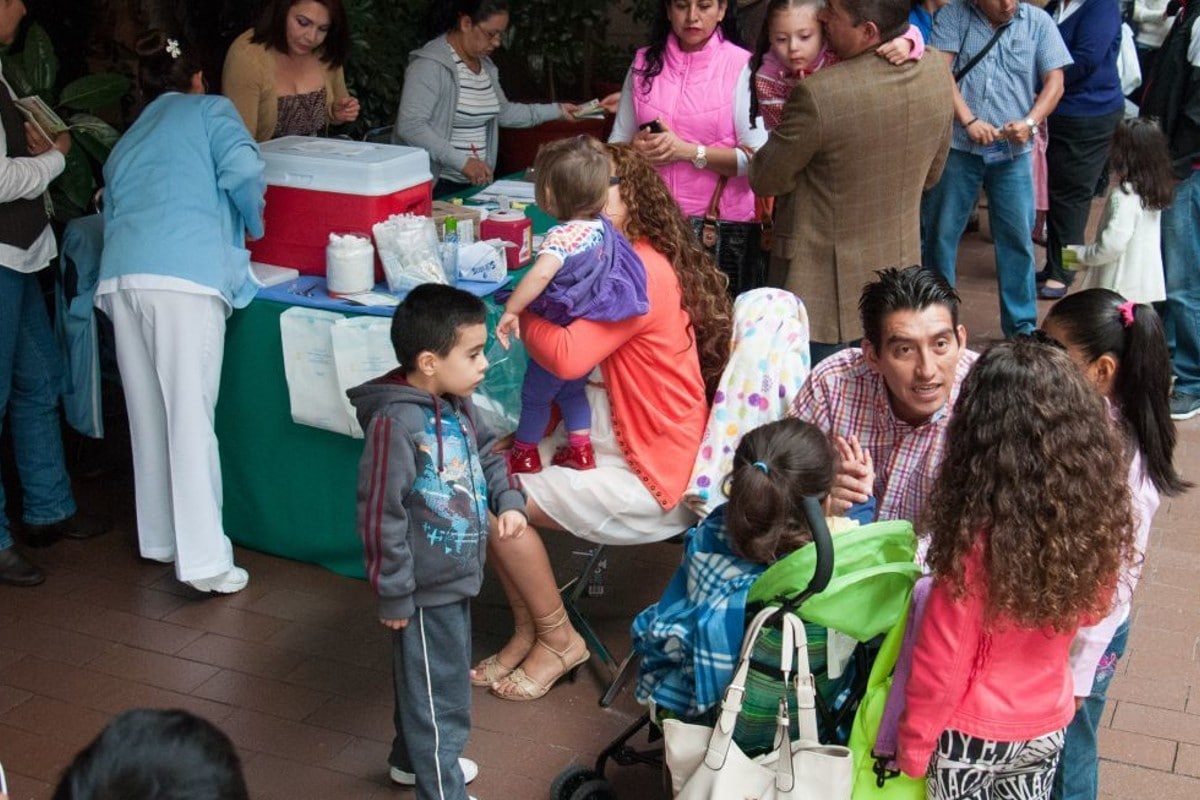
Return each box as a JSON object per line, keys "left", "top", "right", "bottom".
{"left": 250, "top": 136, "right": 433, "bottom": 279}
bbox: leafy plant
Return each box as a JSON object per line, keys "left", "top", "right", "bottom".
{"left": 341, "top": 0, "right": 428, "bottom": 139}
{"left": 1, "top": 22, "right": 129, "bottom": 221}
{"left": 507, "top": 0, "right": 611, "bottom": 100}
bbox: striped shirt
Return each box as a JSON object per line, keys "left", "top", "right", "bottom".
{"left": 444, "top": 45, "right": 501, "bottom": 184}
{"left": 932, "top": 0, "right": 1073, "bottom": 157}
{"left": 792, "top": 347, "right": 979, "bottom": 527}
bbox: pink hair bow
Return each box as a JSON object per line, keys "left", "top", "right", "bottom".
{"left": 1117, "top": 300, "right": 1137, "bottom": 329}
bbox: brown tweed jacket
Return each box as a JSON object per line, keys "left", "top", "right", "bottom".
{"left": 749, "top": 48, "right": 953, "bottom": 344}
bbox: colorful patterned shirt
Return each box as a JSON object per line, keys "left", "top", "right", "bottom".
{"left": 792, "top": 347, "right": 978, "bottom": 526}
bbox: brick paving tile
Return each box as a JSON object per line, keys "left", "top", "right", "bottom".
{"left": 1, "top": 201, "right": 1198, "bottom": 799}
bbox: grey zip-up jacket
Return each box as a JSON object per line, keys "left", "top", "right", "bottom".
{"left": 348, "top": 370, "right": 525, "bottom": 620}
{"left": 392, "top": 35, "right": 562, "bottom": 183}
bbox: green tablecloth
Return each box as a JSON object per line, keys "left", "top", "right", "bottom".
{"left": 215, "top": 196, "right": 552, "bottom": 579}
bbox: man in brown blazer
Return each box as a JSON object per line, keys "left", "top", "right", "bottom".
{"left": 750, "top": 0, "right": 953, "bottom": 359}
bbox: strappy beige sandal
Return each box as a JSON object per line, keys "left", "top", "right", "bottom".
{"left": 489, "top": 606, "right": 589, "bottom": 702}
{"left": 470, "top": 616, "right": 534, "bottom": 687}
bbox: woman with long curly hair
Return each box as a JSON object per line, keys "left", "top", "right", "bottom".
{"left": 605, "top": 143, "right": 733, "bottom": 400}
{"left": 473, "top": 142, "right": 733, "bottom": 701}
{"left": 897, "top": 340, "right": 1135, "bottom": 799}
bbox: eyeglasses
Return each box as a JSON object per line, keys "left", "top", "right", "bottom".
{"left": 475, "top": 24, "right": 505, "bottom": 42}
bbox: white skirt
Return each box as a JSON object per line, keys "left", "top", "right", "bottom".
{"left": 519, "top": 370, "right": 697, "bottom": 545}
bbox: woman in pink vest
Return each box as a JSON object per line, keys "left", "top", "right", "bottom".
{"left": 609, "top": 0, "right": 768, "bottom": 295}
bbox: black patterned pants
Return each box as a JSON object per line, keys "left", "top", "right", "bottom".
{"left": 928, "top": 728, "right": 1066, "bottom": 800}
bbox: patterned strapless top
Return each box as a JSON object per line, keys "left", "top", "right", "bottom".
{"left": 274, "top": 87, "right": 327, "bottom": 138}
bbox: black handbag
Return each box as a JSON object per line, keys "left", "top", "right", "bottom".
{"left": 690, "top": 171, "right": 772, "bottom": 297}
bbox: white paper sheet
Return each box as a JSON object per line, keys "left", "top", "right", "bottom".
{"left": 280, "top": 307, "right": 355, "bottom": 436}
{"left": 330, "top": 316, "right": 400, "bottom": 438}
{"left": 471, "top": 178, "right": 537, "bottom": 203}
{"left": 280, "top": 308, "right": 400, "bottom": 439}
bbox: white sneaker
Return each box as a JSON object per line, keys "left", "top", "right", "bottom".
{"left": 187, "top": 566, "right": 249, "bottom": 594}
{"left": 389, "top": 757, "right": 478, "bottom": 786}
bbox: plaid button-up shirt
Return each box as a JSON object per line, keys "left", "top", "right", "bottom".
{"left": 792, "top": 348, "right": 979, "bottom": 527}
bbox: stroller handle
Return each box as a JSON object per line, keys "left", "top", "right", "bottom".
{"left": 766, "top": 494, "right": 835, "bottom": 622}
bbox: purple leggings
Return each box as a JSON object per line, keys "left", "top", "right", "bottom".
{"left": 515, "top": 358, "right": 592, "bottom": 444}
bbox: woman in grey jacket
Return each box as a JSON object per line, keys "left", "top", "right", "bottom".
{"left": 393, "top": 0, "right": 578, "bottom": 195}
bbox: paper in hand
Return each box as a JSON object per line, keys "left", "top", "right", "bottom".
{"left": 15, "top": 96, "right": 69, "bottom": 142}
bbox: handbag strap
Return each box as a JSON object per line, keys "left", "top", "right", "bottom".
{"left": 872, "top": 576, "right": 933, "bottom": 766}
{"left": 704, "top": 174, "right": 730, "bottom": 222}
{"left": 703, "top": 606, "right": 820, "bottom": 772}
{"left": 953, "top": 24, "right": 1005, "bottom": 82}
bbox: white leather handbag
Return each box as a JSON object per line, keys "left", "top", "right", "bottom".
{"left": 663, "top": 606, "right": 854, "bottom": 800}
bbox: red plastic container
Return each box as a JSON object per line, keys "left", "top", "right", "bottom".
{"left": 480, "top": 210, "right": 533, "bottom": 269}
{"left": 249, "top": 137, "right": 433, "bottom": 279}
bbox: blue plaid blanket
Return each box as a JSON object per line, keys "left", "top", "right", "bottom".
{"left": 631, "top": 505, "right": 765, "bottom": 717}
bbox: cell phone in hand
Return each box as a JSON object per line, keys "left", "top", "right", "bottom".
{"left": 638, "top": 119, "right": 665, "bottom": 134}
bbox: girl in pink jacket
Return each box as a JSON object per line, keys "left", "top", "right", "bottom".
{"left": 897, "top": 339, "right": 1136, "bottom": 799}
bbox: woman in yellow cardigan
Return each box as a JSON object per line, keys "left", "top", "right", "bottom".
{"left": 222, "top": 0, "right": 359, "bottom": 141}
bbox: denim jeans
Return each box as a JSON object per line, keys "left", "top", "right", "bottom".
{"left": 0, "top": 268, "right": 76, "bottom": 549}
{"left": 1162, "top": 170, "right": 1200, "bottom": 395}
{"left": 1052, "top": 617, "right": 1130, "bottom": 800}
{"left": 921, "top": 148, "right": 1037, "bottom": 337}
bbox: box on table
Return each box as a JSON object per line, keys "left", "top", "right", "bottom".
{"left": 249, "top": 136, "right": 433, "bottom": 279}
{"left": 431, "top": 200, "right": 483, "bottom": 240}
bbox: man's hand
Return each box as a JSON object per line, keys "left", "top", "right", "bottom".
{"left": 1001, "top": 119, "right": 1033, "bottom": 145}
{"left": 496, "top": 509, "right": 527, "bottom": 540}
{"left": 828, "top": 434, "right": 874, "bottom": 515}
{"left": 965, "top": 119, "right": 1001, "bottom": 146}
{"left": 380, "top": 617, "right": 408, "bottom": 630}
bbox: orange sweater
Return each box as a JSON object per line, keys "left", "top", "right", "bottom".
{"left": 521, "top": 240, "right": 706, "bottom": 509}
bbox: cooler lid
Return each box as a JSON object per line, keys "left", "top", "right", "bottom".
{"left": 259, "top": 136, "right": 432, "bottom": 195}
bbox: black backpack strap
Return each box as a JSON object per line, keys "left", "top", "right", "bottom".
{"left": 954, "top": 25, "right": 1006, "bottom": 83}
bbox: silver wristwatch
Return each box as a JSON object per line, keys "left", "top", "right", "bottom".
{"left": 1025, "top": 117, "right": 1038, "bottom": 136}
{"left": 691, "top": 144, "right": 708, "bottom": 170}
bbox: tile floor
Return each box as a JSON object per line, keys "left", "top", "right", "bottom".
{"left": 2, "top": 208, "right": 1199, "bottom": 799}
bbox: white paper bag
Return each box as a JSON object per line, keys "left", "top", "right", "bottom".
{"left": 330, "top": 316, "right": 399, "bottom": 438}
{"left": 280, "top": 307, "right": 356, "bottom": 436}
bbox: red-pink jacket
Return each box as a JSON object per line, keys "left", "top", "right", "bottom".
{"left": 896, "top": 543, "right": 1083, "bottom": 777}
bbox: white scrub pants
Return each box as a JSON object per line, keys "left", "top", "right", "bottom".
{"left": 97, "top": 289, "right": 234, "bottom": 582}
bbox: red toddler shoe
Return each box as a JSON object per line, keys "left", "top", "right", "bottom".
{"left": 551, "top": 442, "right": 596, "bottom": 471}
{"left": 508, "top": 442, "right": 543, "bottom": 474}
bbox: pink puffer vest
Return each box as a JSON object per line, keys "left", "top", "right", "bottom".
{"left": 631, "top": 33, "right": 755, "bottom": 221}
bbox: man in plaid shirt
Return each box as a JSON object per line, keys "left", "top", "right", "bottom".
{"left": 793, "top": 266, "right": 978, "bottom": 526}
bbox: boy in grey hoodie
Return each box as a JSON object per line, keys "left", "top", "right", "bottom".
{"left": 348, "top": 284, "right": 526, "bottom": 800}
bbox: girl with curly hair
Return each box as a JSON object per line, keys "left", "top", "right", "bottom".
{"left": 474, "top": 144, "right": 733, "bottom": 701}
{"left": 1042, "top": 289, "right": 1189, "bottom": 799}
{"left": 897, "top": 340, "right": 1135, "bottom": 799}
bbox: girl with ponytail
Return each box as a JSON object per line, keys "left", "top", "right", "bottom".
{"left": 1042, "top": 289, "right": 1190, "bottom": 799}
{"left": 631, "top": 418, "right": 869, "bottom": 730}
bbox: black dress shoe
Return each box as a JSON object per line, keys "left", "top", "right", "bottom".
{"left": 0, "top": 547, "right": 45, "bottom": 587}
{"left": 22, "top": 512, "right": 110, "bottom": 547}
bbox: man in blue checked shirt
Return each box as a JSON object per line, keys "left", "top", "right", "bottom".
{"left": 920, "top": 0, "right": 1073, "bottom": 338}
